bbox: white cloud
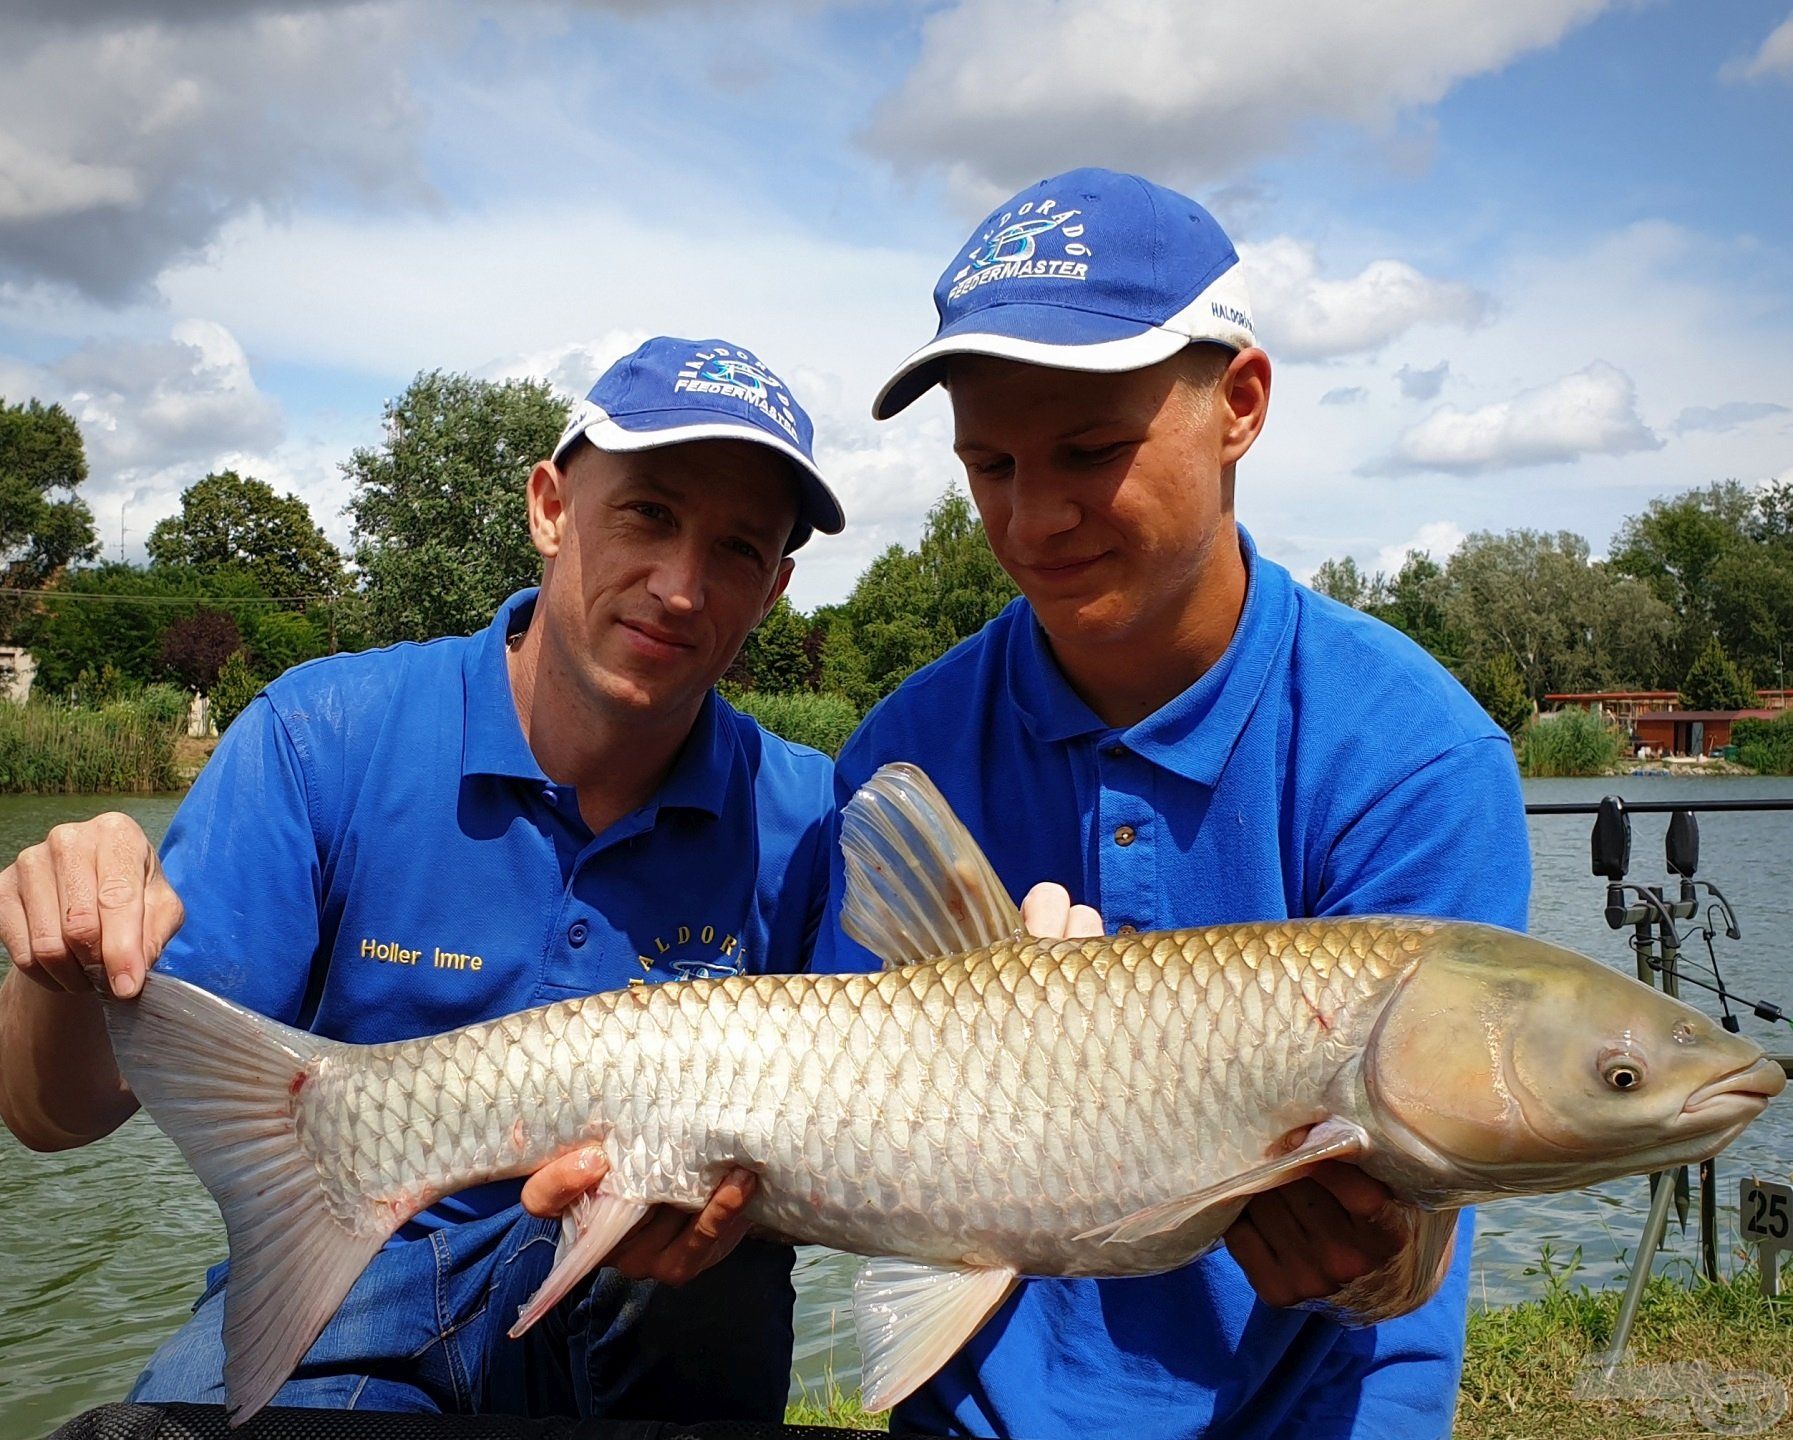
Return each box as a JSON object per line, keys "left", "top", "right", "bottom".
{"left": 869, "top": 0, "right": 1613, "bottom": 190}
{"left": 480, "top": 331, "right": 652, "bottom": 400}
{"left": 1374, "top": 520, "right": 1465, "bottom": 576}
{"left": 1243, "top": 238, "right": 1488, "bottom": 362}
{"left": 1674, "top": 401, "right": 1789, "bottom": 434}
{"left": 1396, "top": 360, "right": 1451, "bottom": 400}
{"left": 1383, "top": 361, "right": 1661, "bottom": 475}
{"left": 0, "top": 4, "right": 437, "bottom": 299}
{"left": 1320, "top": 386, "right": 1367, "bottom": 406}
{"left": 1722, "top": 12, "right": 1793, "bottom": 81}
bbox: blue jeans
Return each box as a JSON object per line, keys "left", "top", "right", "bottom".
{"left": 129, "top": 1206, "right": 796, "bottom": 1421}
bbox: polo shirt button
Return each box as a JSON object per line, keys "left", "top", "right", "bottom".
{"left": 543, "top": 787, "right": 559, "bottom": 805}
{"left": 1114, "top": 824, "right": 1136, "bottom": 847}
{"left": 1117, "top": 923, "right": 1138, "bottom": 935}
{"left": 1106, "top": 745, "right": 1126, "bottom": 758}
{"left": 568, "top": 920, "right": 589, "bottom": 947}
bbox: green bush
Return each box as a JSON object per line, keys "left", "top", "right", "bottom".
{"left": 1733, "top": 711, "right": 1793, "bottom": 774}
{"left": 730, "top": 690, "right": 861, "bottom": 758}
{"left": 0, "top": 694, "right": 183, "bottom": 793}
{"left": 1517, "top": 708, "right": 1625, "bottom": 778}
{"left": 209, "top": 650, "right": 265, "bottom": 732}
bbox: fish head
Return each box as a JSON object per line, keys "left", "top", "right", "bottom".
{"left": 1362, "top": 925, "right": 1784, "bottom": 1202}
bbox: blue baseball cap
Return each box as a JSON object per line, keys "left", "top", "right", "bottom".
{"left": 873, "top": 168, "right": 1257, "bottom": 420}
{"left": 553, "top": 336, "right": 845, "bottom": 549}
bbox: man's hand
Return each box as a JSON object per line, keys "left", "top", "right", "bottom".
{"left": 1225, "top": 1162, "right": 1407, "bottom": 1308}
{"left": 0, "top": 814, "right": 184, "bottom": 999}
{"left": 522, "top": 1145, "right": 759, "bottom": 1286}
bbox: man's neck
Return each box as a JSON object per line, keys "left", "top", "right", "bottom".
{"left": 505, "top": 626, "right": 698, "bottom": 836}
{"left": 1047, "top": 526, "right": 1249, "bottom": 730}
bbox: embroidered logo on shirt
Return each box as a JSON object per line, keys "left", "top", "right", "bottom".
{"left": 635, "top": 921, "right": 747, "bottom": 982}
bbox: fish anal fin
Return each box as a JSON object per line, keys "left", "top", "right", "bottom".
{"left": 509, "top": 1187, "right": 649, "bottom": 1338}
{"left": 853, "top": 1257, "right": 1017, "bottom": 1412}
{"left": 841, "top": 763, "right": 1021, "bottom": 969}
{"left": 1076, "top": 1120, "right": 1368, "bottom": 1247}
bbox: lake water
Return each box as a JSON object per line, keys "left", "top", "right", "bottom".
{"left": 4, "top": 776, "right": 1793, "bottom": 1435}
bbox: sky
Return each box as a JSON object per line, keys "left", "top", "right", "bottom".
{"left": 2, "top": 0, "right": 1790, "bottom": 610}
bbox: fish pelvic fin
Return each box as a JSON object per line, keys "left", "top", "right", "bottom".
{"left": 853, "top": 1257, "right": 1018, "bottom": 1412}
{"left": 1300, "top": 1204, "right": 1462, "bottom": 1326}
{"left": 1075, "top": 1119, "right": 1369, "bottom": 1247}
{"left": 104, "top": 973, "right": 396, "bottom": 1426}
{"left": 509, "top": 1188, "right": 650, "bottom": 1339}
{"left": 840, "top": 762, "right": 1021, "bottom": 968}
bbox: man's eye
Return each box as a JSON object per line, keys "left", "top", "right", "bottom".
{"left": 1069, "top": 443, "right": 1126, "bottom": 466}
{"left": 726, "top": 539, "right": 765, "bottom": 564}
{"left": 630, "top": 502, "right": 673, "bottom": 522}
{"left": 965, "top": 457, "right": 1012, "bottom": 479}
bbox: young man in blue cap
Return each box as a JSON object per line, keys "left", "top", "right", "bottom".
{"left": 812, "top": 169, "right": 1531, "bottom": 1438}
{"left": 0, "top": 337, "right": 845, "bottom": 1420}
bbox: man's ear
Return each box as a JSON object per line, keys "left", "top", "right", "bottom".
{"left": 761, "top": 556, "right": 796, "bottom": 622}
{"left": 526, "top": 459, "right": 568, "bottom": 560}
{"left": 1218, "top": 347, "right": 1272, "bottom": 467}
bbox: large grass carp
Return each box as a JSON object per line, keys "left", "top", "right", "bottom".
{"left": 105, "top": 764, "right": 1784, "bottom": 1423}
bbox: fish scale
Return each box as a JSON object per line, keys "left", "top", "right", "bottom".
{"left": 286, "top": 920, "right": 1422, "bottom": 1275}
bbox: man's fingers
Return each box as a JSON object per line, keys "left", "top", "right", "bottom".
{"left": 1019, "top": 882, "right": 1071, "bottom": 939}
{"left": 94, "top": 814, "right": 153, "bottom": 999}
{"left": 1304, "top": 1161, "right": 1395, "bottom": 1223}
{"left": 608, "top": 1168, "right": 758, "bottom": 1286}
{"left": 1065, "top": 904, "right": 1104, "bottom": 938}
{"left": 519, "top": 1144, "right": 609, "bottom": 1218}
{"left": 13, "top": 843, "right": 81, "bottom": 992}
{"left": 142, "top": 851, "right": 186, "bottom": 967}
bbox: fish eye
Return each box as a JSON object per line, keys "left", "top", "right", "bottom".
{"left": 1601, "top": 1055, "right": 1647, "bottom": 1091}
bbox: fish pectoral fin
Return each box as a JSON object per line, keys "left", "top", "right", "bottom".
{"left": 840, "top": 763, "right": 1022, "bottom": 968}
{"left": 1075, "top": 1120, "right": 1369, "bottom": 1247}
{"left": 508, "top": 1188, "right": 650, "bottom": 1338}
{"left": 853, "top": 1257, "right": 1018, "bottom": 1412}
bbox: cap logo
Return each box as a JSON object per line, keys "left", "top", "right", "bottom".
{"left": 948, "top": 198, "right": 1091, "bottom": 303}
{"left": 674, "top": 344, "right": 800, "bottom": 441}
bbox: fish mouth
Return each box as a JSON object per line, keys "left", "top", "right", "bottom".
{"left": 1682, "top": 1057, "right": 1786, "bottom": 1119}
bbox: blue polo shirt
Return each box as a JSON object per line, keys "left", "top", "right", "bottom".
{"left": 813, "top": 528, "right": 1530, "bottom": 1440}
{"left": 158, "top": 588, "right": 835, "bottom": 1232}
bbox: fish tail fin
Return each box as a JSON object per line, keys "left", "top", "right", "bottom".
{"left": 105, "top": 973, "right": 395, "bottom": 1425}
{"left": 840, "top": 762, "right": 1021, "bottom": 967}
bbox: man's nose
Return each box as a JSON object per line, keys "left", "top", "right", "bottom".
{"left": 647, "top": 545, "right": 707, "bottom": 614}
{"left": 1006, "top": 474, "right": 1080, "bottom": 549}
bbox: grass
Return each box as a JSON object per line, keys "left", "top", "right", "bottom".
{"left": 783, "top": 1259, "right": 1793, "bottom": 1436}
{"left": 1518, "top": 707, "right": 1627, "bottom": 778}
{"left": 0, "top": 688, "right": 187, "bottom": 793}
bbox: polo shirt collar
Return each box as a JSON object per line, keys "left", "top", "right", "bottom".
{"left": 461, "top": 588, "right": 734, "bottom": 818}
{"left": 1008, "top": 525, "right": 1295, "bottom": 787}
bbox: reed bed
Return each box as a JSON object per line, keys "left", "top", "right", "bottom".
{"left": 0, "top": 688, "right": 186, "bottom": 794}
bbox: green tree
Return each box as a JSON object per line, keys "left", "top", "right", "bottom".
{"left": 1369, "top": 550, "right": 1461, "bottom": 664}
{"left": 1466, "top": 653, "right": 1532, "bottom": 735}
{"left": 1, "top": 399, "right": 98, "bottom": 632}
{"left": 347, "top": 372, "right": 568, "bottom": 643}
{"left": 26, "top": 564, "right": 265, "bottom": 694}
{"left": 1442, "top": 530, "right": 1675, "bottom": 701}
{"left": 147, "top": 470, "right": 344, "bottom": 602}
{"left": 727, "top": 597, "right": 816, "bottom": 693}
{"left": 209, "top": 649, "right": 264, "bottom": 731}
{"left": 246, "top": 609, "right": 330, "bottom": 679}
{"left": 1309, "top": 556, "right": 1378, "bottom": 610}
{"left": 1609, "top": 481, "right": 1756, "bottom": 673}
{"left": 1678, "top": 635, "right": 1756, "bottom": 711}
{"left": 841, "top": 489, "right": 1017, "bottom": 697}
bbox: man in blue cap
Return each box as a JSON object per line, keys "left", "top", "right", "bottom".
{"left": 812, "top": 169, "right": 1530, "bottom": 1437}
{"left": 0, "top": 337, "right": 845, "bottom": 1420}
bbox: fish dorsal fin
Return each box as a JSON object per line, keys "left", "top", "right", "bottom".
{"left": 840, "top": 762, "right": 1021, "bottom": 969}
{"left": 854, "top": 1257, "right": 1018, "bottom": 1412}
{"left": 1074, "top": 1119, "right": 1369, "bottom": 1247}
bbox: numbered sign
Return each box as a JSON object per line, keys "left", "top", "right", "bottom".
{"left": 1739, "top": 1177, "right": 1793, "bottom": 1296}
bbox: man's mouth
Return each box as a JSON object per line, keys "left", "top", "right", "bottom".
{"left": 619, "top": 620, "right": 697, "bottom": 655}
